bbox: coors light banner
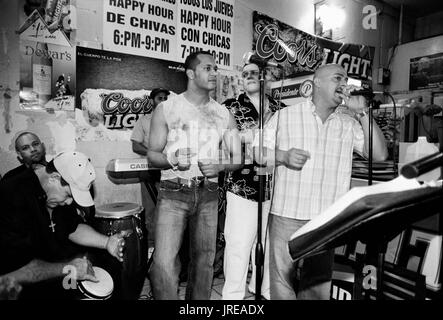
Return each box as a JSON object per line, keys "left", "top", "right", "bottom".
{"left": 253, "top": 12, "right": 375, "bottom": 81}
{"left": 76, "top": 46, "right": 186, "bottom": 141}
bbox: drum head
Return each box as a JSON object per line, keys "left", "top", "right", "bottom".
{"left": 95, "top": 202, "right": 143, "bottom": 219}
{"left": 78, "top": 266, "right": 114, "bottom": 300}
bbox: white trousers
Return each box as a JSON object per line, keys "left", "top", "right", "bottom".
{"left": 222, "top": 191, "right": 270, "bottom": 300}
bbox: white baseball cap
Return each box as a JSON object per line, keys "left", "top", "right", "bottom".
{"left": 53, "top": 151, "right": 96, "bottom": 207}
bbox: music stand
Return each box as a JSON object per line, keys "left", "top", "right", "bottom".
{"left": 288, "top": 171, "right": 442, "bottom": 299}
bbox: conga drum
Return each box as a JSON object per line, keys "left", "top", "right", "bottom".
{"left": 90, "top": 202, "right": 147, "bottom": 300}
{"left": 77, "top": 266, "right": 114, "bottom": 300}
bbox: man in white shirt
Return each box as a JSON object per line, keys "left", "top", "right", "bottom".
{"left": 147, "top": 51, "right": 242, "bottom": 299}
{"left": 131, "top": 88, "right": 170, "bottom": 158}
{"left": 256, "top": 64, "right": 388, "bottom": 300}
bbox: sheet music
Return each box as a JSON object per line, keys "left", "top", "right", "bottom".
{"left": 289, "top": 176, "right": 423, "bottom": 241}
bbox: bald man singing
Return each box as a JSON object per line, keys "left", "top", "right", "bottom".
{"left": 255, "top": 64, "right": 388, "bottom": 300}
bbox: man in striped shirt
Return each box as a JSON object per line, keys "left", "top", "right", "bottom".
{"left": 256, "top": 64, "right": 388, "bottom": 300}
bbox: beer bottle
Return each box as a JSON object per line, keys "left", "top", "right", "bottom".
{"left": 32, "top": 42, "right": 53, "bottom": 106}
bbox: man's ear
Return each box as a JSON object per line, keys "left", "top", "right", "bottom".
{"left": 149, "top": 98, "right": 155, "bottom": 109}
{"left": 16, "top": 154, "right": 24, "bottom": 164}
{"left": 186, "top": 69, "right": 194, "bottom": 80}
{"left": 49, "top": 172, "right": 62, "bottom": 183}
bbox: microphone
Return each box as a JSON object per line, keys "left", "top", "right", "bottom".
{"left": 349, "top": 89, "right": 384, "bottom": 97}
{"left": 243, "top": 52, "right": 282, "bottom": 68}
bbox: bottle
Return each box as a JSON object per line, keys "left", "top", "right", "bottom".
{"left": 45, "top": 0, "right": 65, "bottom": 32}
{"left": 403, "top": 136, "right": 440, "bottom": 182}
{"left": 32, "top": 42, "right": 53, "bottom": 106}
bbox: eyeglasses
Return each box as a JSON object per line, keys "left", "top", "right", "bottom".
{"left": 242, "top": 70, "right": 260, "bottom": 78}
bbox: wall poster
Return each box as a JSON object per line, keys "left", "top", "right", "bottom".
{"left": 18, "top": 0, "right": 76, "bottom": 111}
{"left": 410, "top": 52, "right": 443, "bottom": 91}
{"left": 76, "top": 46, "right": 187, "bottom": 141}
{"left": 19, "top": 39, "right": 76, "bottom": 112}
{"left": 103, "top": 0, "right": 235, "bottom": 70}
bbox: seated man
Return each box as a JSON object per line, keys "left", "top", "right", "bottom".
{"left": 0, "top": 151, "right": 127, "bottom": 299}
{"left": 2, "top": 131, "right": 48, "bottom": 180}
{"left": 2, "top": 132, "right": 95, "bottom": 222}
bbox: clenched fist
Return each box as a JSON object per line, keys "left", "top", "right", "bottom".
{"left": 198, "top": 159, "right": 222, "bottom": 178}
{"left": 284, "top": 148, "right": 310, "bottom": 171}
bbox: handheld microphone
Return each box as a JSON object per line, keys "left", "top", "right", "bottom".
{"left": 242, "top": 52, "right": 283, "bottom": 68}
{"left": 349, "top": 89, "right": 384, "bottom": 97}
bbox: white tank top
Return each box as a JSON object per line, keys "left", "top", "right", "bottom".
{"left": 161, "top": 93, "right": 230, "bottom": 181}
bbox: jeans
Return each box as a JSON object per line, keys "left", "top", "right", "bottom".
{"left": 269, "top": 214, "right": 334, "bottom": 300}
{"left": 149, "top": 179, "right": 218, "bottom": 300}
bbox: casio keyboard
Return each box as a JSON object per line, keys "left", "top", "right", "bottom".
{"left": 106, "top": 158, "right": 159, "bottom": 179}
{"left": 106, "top": 158, "right": 160, "bottom": 203}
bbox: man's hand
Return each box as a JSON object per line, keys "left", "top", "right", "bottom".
{"left": 339, "top": 85, "right": 367, "bottom": 113}
{"left": 198, "top": 159, "right": 222, "bottom": 178}
{"left": 0, "top": 275, "right": 22, "bottom": 300}
{"left": 283, "top": 148, "right": 311, "bottom": 170}
{"left": 105, "top": 230, "right": 131, "bottom": 262}
{"left": 70, "top": 257, "right": 98, "bottom": 282}
{"left": 170, "top": 148, "right": 196, "bottom": 171}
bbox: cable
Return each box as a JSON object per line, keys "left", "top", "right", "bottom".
{"left": 383, "top": 92, "right": 398, "bottom": 172}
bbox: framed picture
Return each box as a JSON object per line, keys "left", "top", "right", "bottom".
{"left": 409, "top": 52, "right": 443, "bottom": 91}
{"left": 314, "top": 1, "right": 332, "bottom": 40}
{"left": 405, "top": 228, "right": 442, "bottom": 291}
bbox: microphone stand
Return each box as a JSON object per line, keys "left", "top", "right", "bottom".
{"left": 368, "top": 96, "right": 375, "bottom": 185}
{"left": 366, "top": 94, "right": 382, "bottom": 186}
{"left": 367, "top": 92, "right": 397, "bottom": 186}
{"left": 255, "top": 64, "right": 266, "bottom": 300}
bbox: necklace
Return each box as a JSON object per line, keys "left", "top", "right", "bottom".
{"left": 47, "top": 208, "right": 56, "bottom": 233}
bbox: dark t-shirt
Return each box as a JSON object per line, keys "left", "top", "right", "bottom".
{"left": 1, "top": 164, "right": 27, "bottom": 181}
{"left": 0, "top": 168, "right": 83, "bottom": 275}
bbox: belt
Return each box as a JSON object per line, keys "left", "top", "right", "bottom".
{"left": 165, "top": 176, "right": 206, "bottom": 188}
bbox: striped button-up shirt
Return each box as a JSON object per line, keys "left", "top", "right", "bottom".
{"left": 259, "top": 99, "right": 364, "bottom": 220}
